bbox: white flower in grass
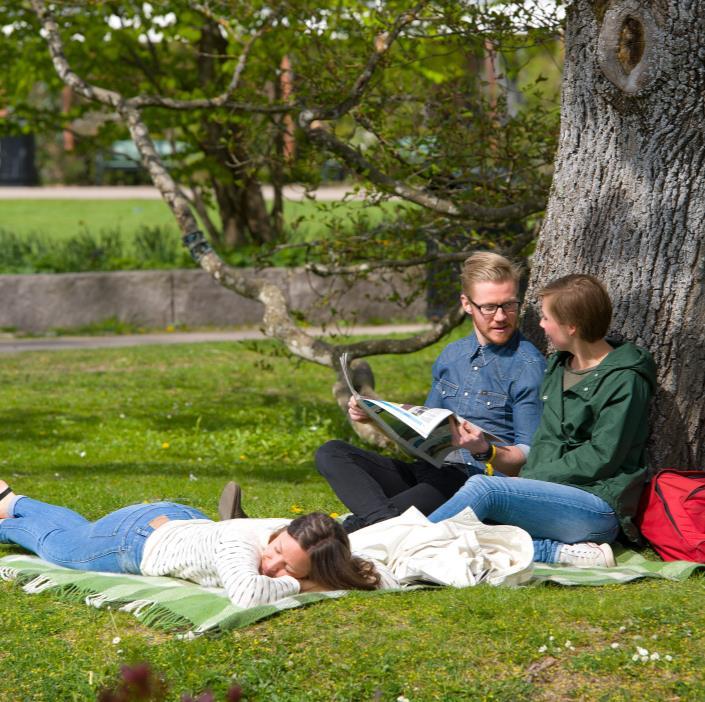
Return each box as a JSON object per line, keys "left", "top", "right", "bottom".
{"left": 650, "top": 652, "right": 660, "bottom": 661}
{"left": 640, "top": 656, "right": 649, "bottom": 663}
{"left": 538, "top": 645, "right": 547, "bottom": 653}
{"left": 397, "top": 696, "right": 411, "bottom": 702}
{"left": 619, "top": 625, "right": 627, "bottom": 632}
{"left": 632, "top": 654, "right": 639, "bottom": 662}
{"left": 665, "top": 655, "right": 673, "bottom": 662}
{"left": 189, "top": 473, "right": 198, "bottom": 481}
{"left": 636, "top": 646, "right": 649, "bottom": 657}
{"left": 611, "top": 643, "right": 620, "bottom": 649}
{"left": 79, "top": 451, "right": 86, "bottom": 458}
{"left": 549, "top": 635, "right": 555, "bottom": 641}
{"left": 112, "top": 636, "right": 121, "bottom": 645}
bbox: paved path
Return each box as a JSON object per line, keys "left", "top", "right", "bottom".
{"left": 0, "top": 184, "right": 362, "bottom": 201}
{"left": 0, "top": 324, "right": 430, "bottom": 354}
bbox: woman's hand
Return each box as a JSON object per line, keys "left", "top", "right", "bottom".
{"left": 449, "top": 416, "right": 490, "bottom": 454}
{"left": 348, "top": 395, "right": 371, "bottom": 424}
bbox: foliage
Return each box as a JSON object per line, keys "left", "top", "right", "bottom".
{"left": 0, "top": 224, "right": 191, "bottom": 273}
{"left": 0, "top": 337, "right": 704, "bottom": 701}
{"left": 0, "top": 1, "right": 561, "bottom": 267}
{"left": 0, "top": 197, "right": 402, "bottom": 271}
{"left": 97, "top": 662, "right": 242, "bottom": 702}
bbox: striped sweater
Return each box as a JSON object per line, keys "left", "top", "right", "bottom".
{"left": 140, "top": 518, "right": 300, "bottom": 608}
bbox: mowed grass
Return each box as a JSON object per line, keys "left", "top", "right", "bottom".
{"left": 0, "top": 333, "right": 703, "bottom": 701}
{"left": 0, "top": 197, "right": 401, "bottom": 243}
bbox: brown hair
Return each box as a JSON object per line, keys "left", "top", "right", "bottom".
{"left": 538, "top": 274, "right": 612, "bottom": 342}
{"left": 284, "top": 513, "right": 380, "bottom": 591}
{"left": 460, "top": 251, "right": 521, "bottom": 297}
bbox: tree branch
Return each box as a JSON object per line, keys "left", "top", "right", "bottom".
{"left": 128, "top": 13, "right": 267, "bottom": 110}
{"left": 307, "top": 250, "right": 481, "bottom": 276}
{"left": 312, "top": 1, "right": 431, "bottom": 121}
{"left": 299, "top": 121, "right": 544, "bottom": 222}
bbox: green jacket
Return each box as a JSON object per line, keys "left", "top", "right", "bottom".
{"left": 520, "top": 341, "right": 656, "bottom": 541}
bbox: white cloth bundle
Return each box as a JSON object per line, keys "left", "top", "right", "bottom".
{"left": 349, "top": 506, "right": 534, "bottom": 588}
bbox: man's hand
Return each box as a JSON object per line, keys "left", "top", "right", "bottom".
{"left": 449, "top": 416, "right": 490, "bottom": 454}
{"left": 348, "top": 394, "right": 371, "bottom": 424}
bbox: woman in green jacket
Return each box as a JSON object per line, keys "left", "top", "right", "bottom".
{"left": 428, "top": 274, "right": 656, "bottom": 567}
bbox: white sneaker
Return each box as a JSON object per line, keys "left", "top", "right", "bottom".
{"left": 557, "top": 542, "right": 615, "bottom": 568}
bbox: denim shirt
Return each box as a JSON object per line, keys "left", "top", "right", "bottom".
{"left": 425, "top": 330, "right": 546, "bottom": 471}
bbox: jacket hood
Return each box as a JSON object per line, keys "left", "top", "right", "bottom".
{"left": 548, "top": 340, "right": 657, "bottom": 391}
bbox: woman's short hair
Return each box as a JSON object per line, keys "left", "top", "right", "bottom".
{"left": 460, "top": 252, "right": 521, "bottom": 297}
{"left": 286, "top": 513, "right": 380, "bottom": 591}
{"left": 538, "top": 274, "right": 612, "bottom": 342}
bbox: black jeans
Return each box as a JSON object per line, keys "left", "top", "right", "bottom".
{"left": 315, "top": 440, "right": 469, "bottom": 532}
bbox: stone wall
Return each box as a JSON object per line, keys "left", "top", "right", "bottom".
{"left": 0, "top": 268, "right": 427, "bottom": 332}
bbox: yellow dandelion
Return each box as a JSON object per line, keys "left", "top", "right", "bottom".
{"left": 290, "top": 504, "right": 304, "bottom": 514}
{"left": 329, "top": 512, "right": 340, "bottom": 519}
{"left": 239, "top": 454, "right": 246, "bottom": 460}
{"left": 165, "top": 325, "right": 175, "bottom": 333}
{"left": 162, "top": 442, "right": 170, "bottom": 449}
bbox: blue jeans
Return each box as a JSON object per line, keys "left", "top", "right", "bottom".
{"left": 427, "top": 475, "right": 619, "bottom": 563}
{"left": 0, "top": 498, "right": 208, "bottom": 573}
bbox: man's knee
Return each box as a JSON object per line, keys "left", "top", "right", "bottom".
{"left": 315, "top": 440, "right": 350, "bottom": 477}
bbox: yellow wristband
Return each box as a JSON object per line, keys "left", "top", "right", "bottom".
{"left": 484, "top": 444, "right": 497, "bottom": 476}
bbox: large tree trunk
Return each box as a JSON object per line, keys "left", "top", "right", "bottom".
{"left": 525, "top": 0, "right": 705, "bottom": 469}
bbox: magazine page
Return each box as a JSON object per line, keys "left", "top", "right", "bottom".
{"left": 339, "top": 352, "right": 502, "bottom": 467}
{"left": 355, "top": 397, "right": 451, "bottom": 468}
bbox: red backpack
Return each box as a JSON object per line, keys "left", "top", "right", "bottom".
{"left": 636, "top": 469, "right": 705, "bottom": 562}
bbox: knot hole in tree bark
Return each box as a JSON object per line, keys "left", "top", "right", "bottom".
{"left": 617, "top": 16, "right": 644, "bottom": 72}
{"left": 597, "top": 1, "right": 664, "bottom": 96}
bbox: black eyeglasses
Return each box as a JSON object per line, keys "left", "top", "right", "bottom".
{"left": 469, "top": 299, "right": 521, "bottom": 316}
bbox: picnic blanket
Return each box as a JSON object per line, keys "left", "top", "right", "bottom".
{"left": 1, "top": 548, "right": 702, "bottom": 635}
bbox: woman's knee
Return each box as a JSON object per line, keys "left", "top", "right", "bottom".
{"left": 458, "top": 474, "right": 495, "bottom": 498}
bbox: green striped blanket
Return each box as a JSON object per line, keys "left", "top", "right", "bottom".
{"left": 1, "top": 547, "right": 702, "bottom": 635}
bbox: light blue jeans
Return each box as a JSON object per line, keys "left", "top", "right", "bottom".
{"left": 427, "top": 475, "right": 619, "bottom": 563}
{"left": 0, "top": 497, "right": 208, "bottom": 573}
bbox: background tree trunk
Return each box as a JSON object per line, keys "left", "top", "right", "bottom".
{"left": 525, "top": 0, "right": 705, "bottom": 469}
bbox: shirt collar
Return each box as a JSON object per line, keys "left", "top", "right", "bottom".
{"left": 469, "top": 330, "right": 520, "bottom": 361}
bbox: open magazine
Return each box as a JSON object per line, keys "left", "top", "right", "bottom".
{"left": 340, "top": 352, "right": 501, "bottom": 469}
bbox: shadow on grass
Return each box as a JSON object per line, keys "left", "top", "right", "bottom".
{"left": 0, "top": 410, "right": 100, "bottom": 444}
{"left": 33, "top": 460, "right": 315, "bottom": 485}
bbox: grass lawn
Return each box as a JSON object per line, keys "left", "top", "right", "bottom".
{"left": 0, "top": 333, "right": 702, "bottom": 701}
{"left": 0, "top": 198, "right": 402, "bottom": 243}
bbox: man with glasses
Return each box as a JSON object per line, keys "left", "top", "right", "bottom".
{"left": 314, "top": 252, "right": 546, "bottom": 533}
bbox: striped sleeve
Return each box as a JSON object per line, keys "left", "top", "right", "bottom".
{"left": 214, "top": 531, "right": 300, "bottom": 608}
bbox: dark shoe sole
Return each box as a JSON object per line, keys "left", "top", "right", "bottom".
{"left": 218, "top": 481, "right": 248, "bottom": 520}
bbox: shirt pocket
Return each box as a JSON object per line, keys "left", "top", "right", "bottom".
{"left": 435, "top": 378, "right": 459, "bottom": 400}
{"left": 474, "top": 390, "right": 509, "bottom": 422}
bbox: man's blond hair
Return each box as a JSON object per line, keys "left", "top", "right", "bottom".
{"left": 460, "top": 252, "right": 521, "bottom": 297}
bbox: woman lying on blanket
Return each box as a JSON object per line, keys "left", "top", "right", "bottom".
{"left": 0, "top": 481, "right": 382, "bottom": 608}
{"left": 427, "top": 274, "right": 656, "bottom": 568}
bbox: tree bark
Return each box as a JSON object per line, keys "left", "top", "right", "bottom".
{"left": 525, "top": 0, "right": 705, "bottom": 468}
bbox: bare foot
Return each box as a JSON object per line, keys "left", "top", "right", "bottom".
{"left": 0, "top": 480, "right": 16, "bottom": 518}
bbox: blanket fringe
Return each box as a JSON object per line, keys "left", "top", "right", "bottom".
{"left": 3, "top": 569, "right": 195, "bottom": 632}
{"left": 0, "top": 565, "right": 19, "bottom": 581}
{"left": 22, "top": 575, "right": 60, "bottom": 594}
